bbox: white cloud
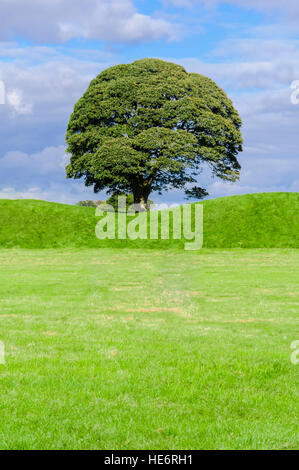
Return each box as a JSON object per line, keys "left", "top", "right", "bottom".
{"left": 7, "top": 90, "right": 33, "bottom": 115}
{"left": 0, "top": 0, "right": 178, "bottom": 43}
{"left": 0, "top": 146, "right": 67, "bottom": 179}
{"left": 163, "top": 42, "right": 299, "bottom": 200}
{"left": 173, "top": 53, "right": 299, "bottom": 91}
{"left": 213, "top": 39, "right": 299, "bottom": 62}
{"left": 0, "top": 184, "right": 95, "bottom": 204}
{"left": 0, "top": 13, "right": 298, "bottom": 204}
{"left": 0, "top": 44, "right": 115, "bottom": 155}
{"left": 207, "top": 155, "right": 299, "bottom": 198}
{"left": 0, "top": 145, "right": 100, "bottom": 204}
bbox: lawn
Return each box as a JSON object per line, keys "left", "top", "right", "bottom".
{"left": 0, "top": 248, "right": 298, "bottom": 450}
{"left": 0, "top": 192, "right": 298, "bottom": 249}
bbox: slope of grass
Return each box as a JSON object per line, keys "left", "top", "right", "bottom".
{"left": 0, "top": 192, "right": 298, "bottom": 249}
{"left": 0, "top": 248, "right": 298, "bottom": 450}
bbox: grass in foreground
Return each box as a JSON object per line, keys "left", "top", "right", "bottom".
{"left": 0, "top": 248, "right": 298, "bottom": 449}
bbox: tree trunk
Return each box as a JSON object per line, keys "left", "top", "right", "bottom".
{"left": 133, "top": 192, "right": 149, "bottom": 212}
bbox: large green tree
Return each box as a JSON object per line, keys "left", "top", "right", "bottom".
{"left": 66, "top": 59, "right": 243, "bottom": 209}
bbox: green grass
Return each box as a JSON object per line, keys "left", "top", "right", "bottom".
{"left": 0, "top": 248, "right": 298, "bottom": 450}
{"left": 1, "top": 193, "right": 298, "bottom": 448}
{"left": 0, "top": 192, "right": 298, "bottom": 248}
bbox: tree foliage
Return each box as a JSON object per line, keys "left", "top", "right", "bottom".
{"left": 66, "top": 59, "right": 243, "bottom": 207}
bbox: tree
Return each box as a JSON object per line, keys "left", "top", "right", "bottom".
{"left": 106, "top": 193, "right": 134, "bottom": 212}
{"left": 66, "top": 59, "right": 243, "bottom": 210}
{"left": 77, "top": 200, "right": 103, "bottom": 207}
{"left": 104, "top": 193, "right": 154, "bottom": 212}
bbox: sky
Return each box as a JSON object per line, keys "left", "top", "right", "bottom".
{"left": 0, "top": 0, "right": 298, "bottom": 205}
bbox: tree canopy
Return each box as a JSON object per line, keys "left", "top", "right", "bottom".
{"left": 66, "top": 58, "right": 243, "bottom": 208}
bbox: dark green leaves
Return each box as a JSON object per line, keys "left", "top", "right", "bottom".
{"left": 66, "top": 58, "right": 243, "bottom": 203}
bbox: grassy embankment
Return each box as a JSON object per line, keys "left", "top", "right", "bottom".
{"left": 0, "top": 192, "right": 298, "bottom": 249}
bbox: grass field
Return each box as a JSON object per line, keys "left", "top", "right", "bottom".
{"left": 1, "top": 192, "right": 298, "bottom": 249}
{"left": 0, "top": 248, "right": 298, "bottom": 450}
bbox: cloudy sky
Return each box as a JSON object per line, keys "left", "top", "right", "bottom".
{"left": 0, "top": 0, "right": 298, "bottom": 204}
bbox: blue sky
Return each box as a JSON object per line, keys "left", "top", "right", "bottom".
{"left": 0, "top": 0, "right": 298, "bottom": 204}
